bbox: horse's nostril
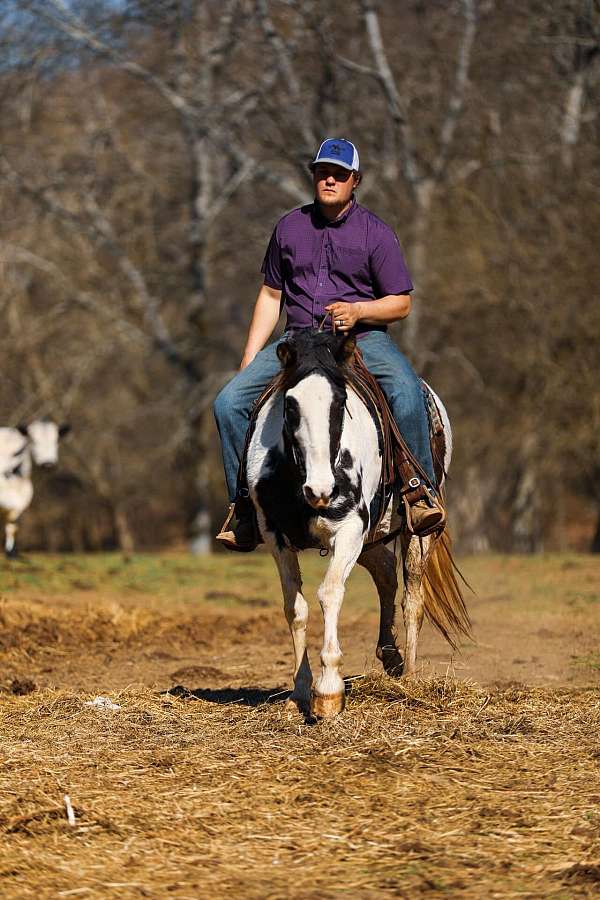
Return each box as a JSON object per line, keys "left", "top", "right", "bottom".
{"left": 303, "top": 485, "right": 331, "bottom": 508}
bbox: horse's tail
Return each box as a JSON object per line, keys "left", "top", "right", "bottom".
{"left": 422, "top": 528, "right": 472, "bottom": 651}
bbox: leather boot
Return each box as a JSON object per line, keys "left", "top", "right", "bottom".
{"left": 215, "top": 498, "right": 261, "bottom": 552}
{"left": 408, "top": 494, "right": 446, "bottom": 536}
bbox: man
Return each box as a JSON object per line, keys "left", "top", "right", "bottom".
{"left": 214, "top": 138, "right": 444, "bottom": 551}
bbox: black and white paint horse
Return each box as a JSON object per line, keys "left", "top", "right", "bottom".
{"left": 0, "top": 418, "right": 70, "bottom": 557}
{"left": 247, "top": 330, "right": 470, "bottom": 718}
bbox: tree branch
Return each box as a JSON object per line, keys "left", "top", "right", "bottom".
{"left": 0, "top": 155, "right": 201, "bottom": 382}
{"left": 358, "top": 0, "right": 420, "bottom": 187}
{"left": 432, "top": 0, "right": 477, "bottom": 179}
{"left": 43, "top": 0, "right": 202, "bottom": 125}
{"left": 255, "top": 0, "right": 317, "bottom": 152}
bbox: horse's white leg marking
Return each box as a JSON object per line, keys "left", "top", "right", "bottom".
{"left": 4, "top": 512, "right": 19, "bottom": 557}
{"left": 358, "top": 543, "right": 403, "bottom": 676}
{"left": 313, "top": 517, "right": 365, "bottom": 717}
{"left": 5, "top": 522, "right": 17, "bottom": 555}
{"left": 401, "top": 534, "right": 432, "bottom": 676}
{"left": 271, "top": 545, "right": 312, "bottom": 712}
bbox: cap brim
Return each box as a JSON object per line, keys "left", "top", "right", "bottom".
{"left": 309, "top": 157, "right": 355, "bottom": 171}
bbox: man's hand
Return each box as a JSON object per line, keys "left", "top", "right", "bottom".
{"left": 325, "top": 301, "right": 363, "bottom": 333}
{"left": 239, "top": 352, "right": 257, "bottom": 371}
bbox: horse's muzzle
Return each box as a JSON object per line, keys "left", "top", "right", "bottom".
{"left": 303, "top": 485, "right": 335, "bottom": 509}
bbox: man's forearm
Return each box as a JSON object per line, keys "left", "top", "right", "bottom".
{"left": 356, "top": 293, "right": 411, "bottom": 325}
{"left": 240, "top": 285, "right": 282, "bottom": 368}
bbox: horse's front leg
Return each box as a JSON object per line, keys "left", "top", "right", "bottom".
{"left": 270, "top": 543, "right": 312, "bottom": 714}
{"left": 4, "top": 513, "right": 19, "bottom": 559}
{"left": 400, "top": 533, "right": 433, "bottom": 676}
{"left": 312, "top": 517, "right": 365, "bottom": 719}
{"left": 358, "top": 543, "right": 403, "bottom": 677}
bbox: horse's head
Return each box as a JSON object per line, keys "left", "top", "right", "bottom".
{"left": 20, "top": 418, "right": 71, "bottom": 468}
{"left": 277, "top": 330, "right": 356, "bottom": 509}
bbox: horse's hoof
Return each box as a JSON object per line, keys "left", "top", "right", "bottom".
{"left": 310, "top": 690, "right": 345, "bottom": 719}
{"left": 377, "top": 646, "right": 404, "bottom": 678}
{"left": 283, "top": 696, "right": 309, "bottom": 719}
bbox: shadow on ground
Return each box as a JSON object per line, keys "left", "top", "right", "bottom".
{"left": 164, "top": 684, "right": 290, "bottom": 706}
{"left": 163, "top": 676, "right": 364, "bottom": 708}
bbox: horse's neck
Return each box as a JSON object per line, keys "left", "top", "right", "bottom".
{"left": 0, "top": 434, "right": 32, "bottom": 478}
{"left": 341, "top": 388, "right": 382, "bottom": 501}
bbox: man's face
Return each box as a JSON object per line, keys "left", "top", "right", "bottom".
{"left": 313, "top": 163, "right": 358, "bottom": 209}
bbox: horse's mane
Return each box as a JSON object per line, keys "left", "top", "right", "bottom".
{"left": 276, "top": 330, "right": 350, "bottom": 394}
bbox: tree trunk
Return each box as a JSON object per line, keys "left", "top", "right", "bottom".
{"left": 509, "top": 435, "right": 541, "bottom": 553}
{"left": 189, "top": 450, "right": 212, "bottom": 555}
{"left": 561, "top": 70, "right": 585, "bottom": 170}
{"left": 404, "top": 179, "right": 435, "bottom": 358}
{"left": 591, "top": 507, "right": 600, "bottom": 553}
{"left": 113, "top": 503, "right": 135, "bottom": 557}
{"left": 452, "top": 465, "right": 491, "bottom": 554}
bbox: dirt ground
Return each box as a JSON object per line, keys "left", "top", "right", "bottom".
{"left": 0, "top": 551, "right": 599, "bottom": 898}
{"left": 2, "top": 551, "right": 598, "bottom": 696}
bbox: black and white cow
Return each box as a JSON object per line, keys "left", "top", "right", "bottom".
{"left": 0, "top": 418, "right": 71, "bottom": 557}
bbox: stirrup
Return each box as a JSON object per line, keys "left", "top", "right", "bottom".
{"left": 215, "top": 503, "right": 236, "bottom": 538}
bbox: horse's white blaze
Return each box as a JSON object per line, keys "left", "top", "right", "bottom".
{"left": 287, "top": 374, "right": 336, "bottom": 503}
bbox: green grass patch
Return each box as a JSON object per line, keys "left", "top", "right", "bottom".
{"left": 1, "top": 552, "right": 600, "bottom": 621}
{"left": 572, "top": 652, "right": 600, "bottom": 671}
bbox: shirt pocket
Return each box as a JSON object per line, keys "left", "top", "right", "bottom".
{"left": 330, "top": 245, "right": 369, "bottom": 281}
{"left": 283, "top": 242, "right": 314, "bottom": 277}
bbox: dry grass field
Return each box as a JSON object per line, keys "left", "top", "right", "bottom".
{"left": 1, "top": 552, "right": 599, "bottom": 898}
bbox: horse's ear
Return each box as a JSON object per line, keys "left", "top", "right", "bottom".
{"left": 59, "top": 423, "right": 71, "bottom": 438}
{"left": 277, "top": 341, "right": 296, "bottom": 369}
{"left": 17, "top": 423, "right": 29, "bottom": 436}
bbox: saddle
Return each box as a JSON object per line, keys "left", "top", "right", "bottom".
{"left": 345, "top": 350, "right": 447, "bottom": 541}
{"left": 237, "top": 348, "right": 447, "bottom": 543}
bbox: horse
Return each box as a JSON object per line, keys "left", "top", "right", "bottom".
{"left": 0, "top": 418, "right": 70, "bottom": 557}
{"left": 246, "top": 329, "right": 470, "bottom": 718}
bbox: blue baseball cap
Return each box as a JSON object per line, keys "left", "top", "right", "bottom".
{"left": 310, "top": 138, "right": 360, "bottom": 172}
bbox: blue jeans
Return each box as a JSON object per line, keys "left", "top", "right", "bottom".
{"left": 213, "top": 331, "right": 435, "bottom": 502}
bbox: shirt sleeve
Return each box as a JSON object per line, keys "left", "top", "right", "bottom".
{"left": 369, "top": 224, "right": 413, "bottom": 296}
{"left": 260, "top": 225, "right": 283, "bottom": 290}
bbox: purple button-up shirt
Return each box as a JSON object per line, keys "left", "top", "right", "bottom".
{"left": 261, "top": 199, "right": 413, "bottom": 334}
